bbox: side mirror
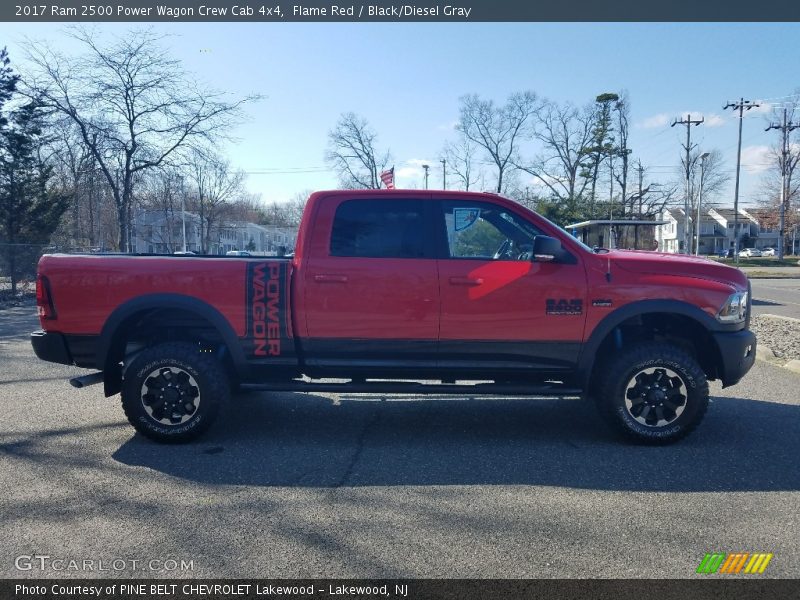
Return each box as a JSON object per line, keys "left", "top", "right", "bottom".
{"left": 532, "top": 235, "right": 561, "bottom": 263}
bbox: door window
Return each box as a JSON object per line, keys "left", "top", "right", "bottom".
{"left": 330, "top": 199, "right": 429, "bottom": 258}
{"left": 440, "top": 201, "right": 542, "bottom": 260}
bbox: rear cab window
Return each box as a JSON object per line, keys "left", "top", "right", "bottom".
{"left": 329, "top": 198, "right": 431, "bottom": 259}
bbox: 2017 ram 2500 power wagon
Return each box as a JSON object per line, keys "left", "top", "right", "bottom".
{"left": 31, "top": 190, "right": 756, "bottom": 444}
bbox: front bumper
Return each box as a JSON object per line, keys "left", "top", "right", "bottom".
{"left": 712, "top": 328, "right": 757, "bottom": 387}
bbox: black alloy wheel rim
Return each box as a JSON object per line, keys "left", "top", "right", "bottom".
{"left": 140, "top": 367, "right": 200, "bottom": 425}
{"left": 623, "top": 367, "right": 687, "bottom": 428}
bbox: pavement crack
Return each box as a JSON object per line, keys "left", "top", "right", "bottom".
{"left": 334, "top": 408, "right": 380, "bottom": 488}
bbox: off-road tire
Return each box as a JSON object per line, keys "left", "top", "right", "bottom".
{"left": 595, "top": 342, "right": 709, "bottom": 444}
{"left": 121, "top": 342, "right": 229, "bottom": 443}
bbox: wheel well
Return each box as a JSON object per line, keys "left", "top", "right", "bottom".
{"left": 590, "top": 312, "right": 722, "bottom": 386}
{"left": 104, "top": 308, "right": 237, "bottom": 390}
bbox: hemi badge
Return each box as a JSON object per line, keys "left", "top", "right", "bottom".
{"left": 592, "top": 299, "right": 613, "bottom": 307}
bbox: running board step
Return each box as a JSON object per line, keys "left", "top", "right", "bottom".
{"left": 240, "top": 380, "right": 582, "bottom": 396}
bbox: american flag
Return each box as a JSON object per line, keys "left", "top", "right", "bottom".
{"left": 379, "top": 167, "right": 395, "bottom": 189}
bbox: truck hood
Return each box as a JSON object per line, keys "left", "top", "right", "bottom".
{"left": 608, "top": 250, "right": 748, "bottom": 288}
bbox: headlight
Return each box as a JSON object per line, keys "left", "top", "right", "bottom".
{"left": 717, "top": 291, "right": 748, "bottom": 323}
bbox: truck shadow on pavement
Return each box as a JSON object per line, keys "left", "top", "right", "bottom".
{"left": 113, "top": 391, "right": 800, "bottom": 492}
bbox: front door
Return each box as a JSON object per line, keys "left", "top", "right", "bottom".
{"left": 435, "top": 199, "right": 587, "bottom": 375}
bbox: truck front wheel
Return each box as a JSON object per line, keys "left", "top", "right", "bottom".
{"left": 595, "top": 342, "right": 709, "bottom": 444}
{"left": 121, "top": 342, "right": 229, "bottom": 443}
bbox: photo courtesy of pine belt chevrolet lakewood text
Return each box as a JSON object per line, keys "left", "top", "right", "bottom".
{"left": 31, "top": 190, "right": 755, "bottom": 444}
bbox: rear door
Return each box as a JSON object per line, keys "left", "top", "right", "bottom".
{"left": 435, "top": 198, "right": 587, "bottom": 374}
{"left": 302, "top": 195, "right": 439, "bottom": 370}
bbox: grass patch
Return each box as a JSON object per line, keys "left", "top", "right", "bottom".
{"left": 710, "top": 257, "right": 800, "bottom": 268}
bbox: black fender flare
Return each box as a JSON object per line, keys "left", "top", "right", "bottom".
{"left": 97, "top": 294, "right": 247, "bottom": 395}
{"left": 576, "top": 299, "right": 728, "bottom": 388}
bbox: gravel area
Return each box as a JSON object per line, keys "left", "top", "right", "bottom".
{"left": 751, "top": 314, "right": 800, "bottom": 361}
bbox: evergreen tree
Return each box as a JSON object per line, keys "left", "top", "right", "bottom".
{"left": 580, "top": 93, "right": 619, "bottom": 219}
{"left": 0, "top": 48, "right": 68, "bottom": 294}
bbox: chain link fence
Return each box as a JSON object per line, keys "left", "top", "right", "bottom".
{"left": 0, "top": 242, "right": 84, "bottom": 301}
{"left": 0, "top": 242, "right": 46, "bottom": 296}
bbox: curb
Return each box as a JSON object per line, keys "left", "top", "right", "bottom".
{"left": 785, "top": 360, "right": 800, "bottom": 375}
{"left": 753, "top": 314, "right": 800, "bottom": 374}
{"left": 749, "top": 344, "right": 800, "bottom": 376}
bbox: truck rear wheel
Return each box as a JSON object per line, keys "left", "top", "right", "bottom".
{"left": 121, "top": 342, "right": 229, "bottom": 443}
{"left": 595, "top": 342, "right": 709, "bottom": 444}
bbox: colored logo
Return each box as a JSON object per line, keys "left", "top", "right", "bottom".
{"left": 696, "top": 553, "right": 773, "bottom": 574}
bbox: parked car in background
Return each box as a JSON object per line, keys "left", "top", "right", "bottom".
{"left": 761, "top": 247, "right": 776, "bottom": 257}
{"left": 738, "top": 248, "right": 762, "bottom": 258}
{"left": 226, "top": 250, "right": 252, "bottom": 257}
{"left": 718, "top": 249, "right": 734, "bottom": 259}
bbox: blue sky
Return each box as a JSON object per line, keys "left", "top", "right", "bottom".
{"left": 3, "top": 22, "right": 799, "bottom": 206}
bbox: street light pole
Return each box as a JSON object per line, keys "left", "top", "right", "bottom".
{"left": 695, "top": 152, "right": 709, "bottom": 255}
{"left": 422, "top": 164, "right": 430, "bottom": 190}
{"left": 440, "top": 158, "right": 446, "bottom": 190}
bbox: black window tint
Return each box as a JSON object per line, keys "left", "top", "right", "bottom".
{"left": 330, "top": 199, "right": 428, "bottom": 258}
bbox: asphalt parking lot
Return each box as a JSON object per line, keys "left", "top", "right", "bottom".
{"left": 1, "top": 306, "right": 799, "bottom": 579}
{"left": 751, "top": 279, "right": 800, "bottom": 319}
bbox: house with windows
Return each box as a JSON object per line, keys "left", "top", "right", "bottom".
{"left": 131, "top": 210, "right": 297, "bottom": 255}
{"left": 655, "top": 206, "right": 776, "bottom": 254}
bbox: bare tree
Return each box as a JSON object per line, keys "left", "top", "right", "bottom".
{"left": 41, "top": 116, "right": 112, "bottom": 250}
{"left": 613, "top": 92, "right": 632, "bottom": 217}
{"left": 135, "top": 167, "right": 186, "bottom": 253}
{"left": 680, "top": 148, "right": 729, "bottom": 213}
{"left": 25, "top": 28, "right": 255, "bottom": 251}
{"left": 671, "top": 149, "right": 729, "bottom": 252}
{"left": 187, "top": 147, "right": 245, "bottom": 254}
{"left": 457, "top": 91, "right": 540, "bottom": 193}
{"left": 325, "top": 113, "right": 391, "bottom": 189}
{"left": 441, "top": 134, "right": 483, "bottom": 191}
{"left": 757, "top": 99, "right": 800, "bottom": 234}
{"left": 258, "top": 192, "right": 308, "bottom": 228}
{"left": 282, "top": 190, "right": 310, "bottom": 226}
{"left": 515, "top": 100, "right": 594, "bottom": 223}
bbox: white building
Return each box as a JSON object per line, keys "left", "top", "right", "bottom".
{"left": 131, "top": 210, "right": 297, "bottom": 256}
{"left": 656, "top": 206, "right": 776, "bottom": 254}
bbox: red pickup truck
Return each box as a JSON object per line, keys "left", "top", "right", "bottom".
{"left": 31, "top": 190, "right": 755, "bottom": 444}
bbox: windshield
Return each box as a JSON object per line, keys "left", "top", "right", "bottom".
{"left": 533, "top": 211, "right": 594, "bottom": 253}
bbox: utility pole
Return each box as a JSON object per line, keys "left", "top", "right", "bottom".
{"left": 440, "top": 158, "right": 446, "bottom": 190}
{"left": 672, "top": 114, "right": 704, "bottom": 253}
{"left": 766, "top": 108, "right": 800, "bottom": 260}
{"left": 696, "top": 152, "right": 710, "bottom": 255}
{"left": 724, "top": 99, "right": 760, "bottom": 263}
{"left": 422, "top": 164, "right": 430, "bottom": 190}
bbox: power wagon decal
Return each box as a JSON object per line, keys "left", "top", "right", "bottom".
{"left": 245, "top": 261, "right": 293, "bottom": 359}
